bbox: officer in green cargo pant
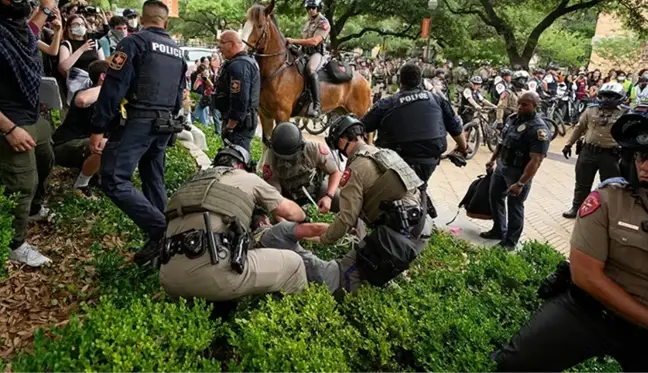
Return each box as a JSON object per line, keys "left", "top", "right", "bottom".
{"left": 0, "top": 115, "right": 54, "bottom": 267}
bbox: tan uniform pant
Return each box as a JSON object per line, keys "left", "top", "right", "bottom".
{"left": 160, "top": 213, "right": 308, "bottom": 301}
{"left": 307, "top": 52, "right": 324, "bottom": 74}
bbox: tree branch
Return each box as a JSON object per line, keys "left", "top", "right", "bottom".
{"left": 444, "top": 0, "right": 490, "bottom": 25}
{"left": 337, "top": 24, "right": 416, "bottom": 45}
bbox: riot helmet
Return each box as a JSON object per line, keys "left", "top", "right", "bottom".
{"left": 511, "top": 70, "right": 529, "bottom": 89}
{"left": 270, "top": 122, "right": 305, "bottom": 160}
{"left": 612, "top": 111, "right": 648, "bottom": 188}
{"left": 325, "top": 115, "right": 365, "bottom": 160}
{"left": 598, "top": 82, "right": 626, "bottom": 109}
{"left": 213, "top": 141, "right": 252, "bottom": 170}
{"left": 501, "top": 68, "right": 512, "bottom": 77}
{"left": 304, "top": 0, "right": 322, "bottom": 9}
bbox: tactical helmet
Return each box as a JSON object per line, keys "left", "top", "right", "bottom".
{"left": 598, "top": 82, "right": 626, "bottom": 100}
{"left": 512, "top": 64, "right": 523, "bottom": 72}
{"left": 325, "top": 115, "right": 364, "bottom": 152}
{"left": 270, "top": 122, "right": 305, "bottom": 160}
{"left": 611, "top": 111, "right": 648, "bottom": 151}
{"left": 501, "top": 68, "right": 512, "bottom": 77}
{"left": 214, "top": 141, "right": 251, "bottom": 168}
{"left": 470, "top": 76, "right": 483, "bottom": 85}
{"left": 511, "top": 70, "right": 529, "bottom": 89}
{"left": 304, "top": 0, "right": 322, "bottom": 8}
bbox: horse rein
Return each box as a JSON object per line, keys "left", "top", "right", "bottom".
{"left": 243, "top": 17, "right": 296, "bottom": 83}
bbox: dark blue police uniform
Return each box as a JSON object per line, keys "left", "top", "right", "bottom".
{"left": 91, "top": 26, "right": 187, "bottom": 241}
{"left": 214, "top": 51, "right": 260, "bottom": 152}
{"left": 361, "top": 88, "right": 462, "bottom": 182}
{"left": 490, "top": 113, "right": 550, "bottom": 248}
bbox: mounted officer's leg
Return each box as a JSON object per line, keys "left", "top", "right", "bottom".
{"left": 306, "top": 53, "right": 323, "bottom": 117}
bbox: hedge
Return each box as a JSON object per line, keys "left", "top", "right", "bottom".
{"left": 9, "top": 132, "right": 622, "bottom": 372}
{"left": 0, "top": 186, "right": 17, "bottom": 279}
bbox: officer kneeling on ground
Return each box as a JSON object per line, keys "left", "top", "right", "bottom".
{"left": 317, "top": 115, "right": 433, "bottom": 293}
{"left": 261, "top": 122, "right": 342, "bottom": 213}
{"left": 492, "top": 111, "right": 648, "bottom": 371}
{"left": 159, "top": 144, "right": 309, "bottom": 302}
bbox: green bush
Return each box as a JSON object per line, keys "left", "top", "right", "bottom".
{"left": 0, "top": 186, "right": 17, "bottom": 279}
{"left": 165, "top": 142, "right": 199, "bottom": 195}
{"left": 12, "top": 297, "right": 220, "bottom": 372}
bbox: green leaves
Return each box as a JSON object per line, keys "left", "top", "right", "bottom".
{"left": 0, "top": 187, "right": 17, "bottom": 279}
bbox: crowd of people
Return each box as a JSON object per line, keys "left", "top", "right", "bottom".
{"left": 2, "top": 0, "right": 648, "bottom": 370}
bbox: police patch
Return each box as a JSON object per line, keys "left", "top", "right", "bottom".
{"left": 318, "top": 143, "right": 330, "bottom": 155}
{"left": 321, "top": 19, "right": 329, "bottom": 31}
{"left": 579, "top": 191, "right": 601, "bottom": 218}
{"left": 231, "top": 80, "right": 241, "bottom": 94}
{"left": 262, "top": 164, "right": 272, "bottom": 181}
{"left": 537, "top": 128, "right": 548, "bottom": 141}
{"left": 109, "top": 51, "right": 127, "bottom": 70}
{"left": 340, "top": 169, "right": 352, "bottom": 187}
{"left": 517, "top": 124, "right": 526, "bottom": 132}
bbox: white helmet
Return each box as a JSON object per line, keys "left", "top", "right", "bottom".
{"left": 598, "top": 82, "right": 626, "bottom": 100}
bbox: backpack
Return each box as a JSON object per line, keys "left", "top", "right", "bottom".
{"left": 458, "top": 173, "right": 492, "bottom": 220}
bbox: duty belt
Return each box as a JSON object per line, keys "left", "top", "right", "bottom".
{"left": 164, "top": 229, "right": 229, "bottom": 262}
{"left": 583, "top": 143, "right": 619, "bottom": 154}
{"left": 127, "top": 110, "right": 173, "bottom": 119}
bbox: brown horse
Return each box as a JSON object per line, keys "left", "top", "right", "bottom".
{"left": 241, "top": 0, "right": 371, "bottom": 142}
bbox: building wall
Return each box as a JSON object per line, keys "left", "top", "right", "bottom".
{"left": 588, "top": 12, "right": 648, "bottom": 75}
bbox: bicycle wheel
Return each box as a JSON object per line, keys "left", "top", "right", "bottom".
{"left": 553, "top": 108, "right": 566, "bottom": 136}
{"left": 543, "top": 117, "right": 559, "bottom": 141}
{"left": 463, "top": 121, "right": 480, "bottom": 160}
{"left": 486, "top": 126, "right": 499, "bottom": 153}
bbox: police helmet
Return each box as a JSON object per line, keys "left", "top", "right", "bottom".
{"left": 470, "top": 76, "right": 483, "bottom": 85}
{"left": 214, "top": 142, "right": 251, "bottom": 168}
{"left": 270, "top": 122, "right": 305, "bottom": 160}
{"left": 325, "top": 115, "right": 364, "bottom": 151}
{"left": 511, "top": 70, "right": 529, "bottom": 88}
{"left": 611, "top": 111, "right": 648, "bottom": 151}
{"left": 304, "top": 0, "right": 322, "bottom": 8}
{"left": 598, "top": 82, "right": 626, "bottom": 101}
{"left": 501, "top": 68, "right": 512, "bottom": 77}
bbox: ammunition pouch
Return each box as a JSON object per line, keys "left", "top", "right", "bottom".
{"left": 537, "top": 260, "right": 572, "bottom": 299}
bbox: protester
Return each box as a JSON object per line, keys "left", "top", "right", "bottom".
{"left": 98, "top": 15, "right": 127, "bottom": 57}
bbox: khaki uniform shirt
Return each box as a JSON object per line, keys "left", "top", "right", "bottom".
{"left": 320, "top": 142, "right": 420, "bottom": 245}
{"left": 496, "top": 90, "right": 520, "bottom": 122}
{"left": 571, "top": 184, "right": 648, "bottom": 308}
{"left": 567, "top": 105, "right": 629, "bottom": 148}
{"left": 301, "top": 13, "right": 330, "bottom": 40}
{"left": 262, "top": 141, "right": 338, "bottom": 194}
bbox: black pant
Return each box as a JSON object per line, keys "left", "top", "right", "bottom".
{"left": 492, "top": 288, "right": 648, "bottom": 372}
{"left": 572, "top": 146, "right": 620, "bottom": 209}
{"left": 404, "top": 157, "right": 439, "bottom": 218}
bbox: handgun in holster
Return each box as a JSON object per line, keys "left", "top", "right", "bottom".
{"left": 229, "top": 218, "right": 251, "bottom": 274}
{"left": 575, "top": 138, "right": 584, "bottom": 155}
{"left": 203, "top": 212, "right": 220, "bottom": 265}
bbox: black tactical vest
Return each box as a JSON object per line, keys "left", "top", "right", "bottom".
{"left": 499, "top": 114, "right": 546, "bottom": 169}
{"left": 127, "top": 30, "right": 184, "bottom": 110}
{"left": 377, "top": 89, "right": 444, "bottom": 144}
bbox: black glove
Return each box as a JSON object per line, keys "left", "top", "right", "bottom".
{"left": 447, "top": 152, "right": 467, "bottom": 168}
{"left": 562, "top": 145, "right": 572, "bottom": 159}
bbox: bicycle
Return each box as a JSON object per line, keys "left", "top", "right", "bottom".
{"left": 462, "top": 107, "right": 499, "bottom": 160}
{"left": 541, "top": 97, "right": 566, "bottom": 136}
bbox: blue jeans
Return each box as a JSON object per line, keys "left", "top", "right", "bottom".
{"left": 192, "top": 95, "right": 210, "bottom": 125}
{"left": 488, "top": 164, "right": 532, "bottom": 247}
{"left": 212, "top": 109, "right": 221, "bottom": 135}
{"left": 100, "top": 119, "right": 171, "bottom": 240}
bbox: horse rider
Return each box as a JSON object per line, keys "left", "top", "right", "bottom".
{"left": 262, "top": 122, "right": 342, "bottom": 213}
{"left": 317, "top": 115, "right": 433, "bottom": 293}
{"left": 214, "top": 31, "right": 260, "bottom": 153}
{"left": 492, "top": 110, "right": 648, "bottom": 371}
{"left": 495, "top": 70, "right": 529, "bottom": 129}
{"left": 562, "top": 83, "right": 630, "bottom": 219}
{"left": 159, "top": 143, "right": 309, "bottom": 302}
{"left": 460, "top": 75, "right": 496, "bottom": 126}
{"left": 286, "top": 0, "right": 330, "bottom": 118}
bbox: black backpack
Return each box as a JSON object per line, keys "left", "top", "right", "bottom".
{"left": 458, "top": 173, "right": 492, "bottom": 220}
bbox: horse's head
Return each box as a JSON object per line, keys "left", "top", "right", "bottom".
{"left": 241, "top": 0, "right": 278, "bottom": 53}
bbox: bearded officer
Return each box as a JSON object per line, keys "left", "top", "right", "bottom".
{"left": 562, "top": 83, "right": 630, "bottom": 219}
{"left": 481, "top": 91, "right": 550, "bottom": 250}
{"left": 492, "top": 111, "right": 648, "bottom": 372}
{"left": 262, "top": 122, "right": 342, "bottom": 213}
{"left": 160, "top": 144, "right": 309, "bottom": 302}
{"left": 495, "top": 70, "right": 529, "bottom": 129}
{"left": 317, "top": 115, "right": 433, "bottom": 293}
{"left": 89, "top": 0, "right": 187, "bottom": 264}
{"left": 286, "top": 0, "right": 329, "bottom": 117}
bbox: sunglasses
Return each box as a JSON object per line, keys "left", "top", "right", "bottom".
{"left": 306, "top": 6, "right": 317, "bottom": 9}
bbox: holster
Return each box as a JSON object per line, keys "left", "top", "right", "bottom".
{"left": 378, "top": 200, "right": 423, "bottom": 235}
{"left": 228, "top": 218, "right": 252, "bottom": 274}
{"left": 575, "top": 138, "right": 584, "bottom": 155}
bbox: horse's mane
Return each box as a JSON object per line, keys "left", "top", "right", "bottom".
{"left": 247, "top": 3, "right": 286, "bottom": 45}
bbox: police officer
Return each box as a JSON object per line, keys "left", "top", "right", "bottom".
{"left": 491, "top": 111, "right": 648, "bottom": 372}
{"left": 362, "top": 63, "right": 467, "bottom": 184}
{"left": 371, "top": 61, "right": 387, "bottom": 103}
{"left": 480, "top": 91, "right": 550, "bottom": 250}
{"left": 495, "top": 70, "right": 529, "bottom": 128}
{"left": 460, "top": 76, "right": 496, "bottom": 125}
{"left": 491, "top": 68, "right": 512, "bottom": 104}
{"left": 452, "top": 61, "right": 469, "bottom": 103}
{"left": 429, "top": 68, "right": 450, "bottom": 99}
{"left": 313, "top": 115, "right": 433, "bottom": 293}
{"left": 562, "top": 83, "right": 629, "bottom": 219}
{"left": 286, "top": 0, "right": 329, "bottom": 117}
{"left": 262, "top": 122, "right": 342, "bottom": 213}
{"left": 160, "top": 144, "right": 309, "bottom": 302}
{"left": 89, "top": 0, "right": 187, "bottom": 263}
{"left": 527, "top": 68, "right": 548, "bottom": 99}
{"left": 214, "top": 31, "right": 260, "bottom": 153}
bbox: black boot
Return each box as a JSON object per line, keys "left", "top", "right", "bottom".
{"left": 307, "top": 73, "right": 321, "bottom": 118}
{"left": 480, "top": 229, "right": 503, "bottom": 240}
{"left": 562, "top": 206, "right": 578, "bottom": 219}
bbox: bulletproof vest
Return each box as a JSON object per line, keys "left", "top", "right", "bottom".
{"left": 356, "top": 146, "right": 423, "bottom": 192}
{"left": 216, "top": 54, "right": 260, "bottom": 112}
{"left": 270, "top": 151, "right": 320, "bottom": 198}
{"left": 499, "top": 115, "right": 545, "bottom": 169}
{"left": 165, "top": 167, "right": 255, "bottom": 227}
{"left": 378, "top": 89, "right": 444, "bottom": 145}
{"left": 460, "top": 88, "right": 482, "bottom": 109}
{"left": 127, "top": 30, "right": 184, "bottom": 110}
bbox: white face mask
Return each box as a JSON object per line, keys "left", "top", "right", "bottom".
{"left": 128, "top": 18, "right": 138, "bottom": 28}
{"left": 71, "top": 26, "right": 87, "bottom": 37}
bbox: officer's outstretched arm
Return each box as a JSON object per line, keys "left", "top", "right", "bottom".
{"left": 360, "top": 101, "right": 388, "bottom": 133}
{"left": 320, "top": 167, "right": 364, "bottom": 245}
{"left": 272, "top": 199, "right": 306, "bottom": 223}
{"left": 295, "top": 223, "right": 329, "bottom": 240}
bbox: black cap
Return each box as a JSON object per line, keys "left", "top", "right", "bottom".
{"left": 123, "top": 8, "right": 138, "bottom": 17}
{"left": 611, "top": 112, "right": 648, "bottom": 151}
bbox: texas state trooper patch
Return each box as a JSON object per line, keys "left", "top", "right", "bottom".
{"left": 262, "top": 164, "right": 272, "bottom": 180}
{"left": 231, "top": 80, "right": 241, "bottom": 94}
{"left": 109, "top": 51, "right": 127, "bottom": 70}
{"left": 340, "top": 169, "right": 352, "bottom": 187}
{"left": 579, "top": 191, "right": 601, "bottom": 217}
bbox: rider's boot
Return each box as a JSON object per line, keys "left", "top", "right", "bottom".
{"left": 307, "top": 73, "right": 322, "bottom": 118}
{"left": 562, "top": 206, "right": 578, "bottom": 219}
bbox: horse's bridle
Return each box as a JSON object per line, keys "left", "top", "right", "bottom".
{"left": 243, "top": 20, "right": 286, "bottom": 58}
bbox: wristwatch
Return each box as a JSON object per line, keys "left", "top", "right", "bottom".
{"left": 515, "top": 181, "right": 526, "bottom": 188}
{"left": 40, "top": 6, "right": 53, "bottom": 16}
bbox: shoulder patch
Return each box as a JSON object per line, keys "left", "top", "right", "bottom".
{"left": 318, "top": 143, "right": 330, "bottom": 155}
{"left": 109, "top": 51, "right": 127, "bottom": 70}
{"left": 262, "top": 164, "right": 272, "bottom": 181}
{"left": 340, "top": 169, "right": 352, "bottom": 187}
{"left": 598, "top": 177, "right": 628, "bottom": 189}
{"left": 578, "top": 191, "right": 601, "bottom": 218}
{"left": 320, "top": 18, "right": 329, "bottom": 31}
{"left": 231, "top": 80, "right": 241, "bottom": 94}
{"left": 537, "top": 128, "right": 548, "bottom": 141}
{"left": 500, "top": 91, "right": 509, "bottom": 99}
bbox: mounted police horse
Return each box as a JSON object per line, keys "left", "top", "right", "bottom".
{"left": 241, "top": 0, "right": 371, "bottom": 142}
